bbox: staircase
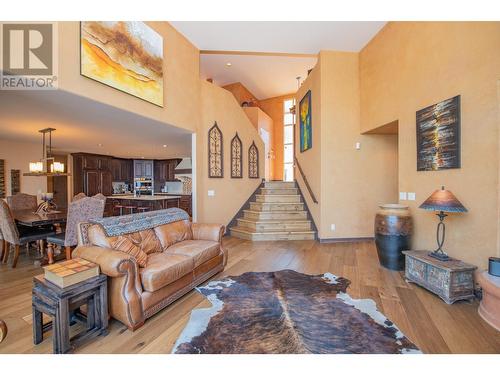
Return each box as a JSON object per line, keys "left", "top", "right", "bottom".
{"left": 230, "top": 181, "right": 316, "bottom": 241}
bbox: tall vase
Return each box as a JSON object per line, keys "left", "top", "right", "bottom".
{"left": 374, "top": 204, "right": 412, "bottom": 271}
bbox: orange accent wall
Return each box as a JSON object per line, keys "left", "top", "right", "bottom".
{"left": 222, "top": 82, "right": 260, "bottom": 107}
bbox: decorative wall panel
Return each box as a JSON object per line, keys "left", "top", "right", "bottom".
{"left": 231, "top": 133, "right": 243, "bottom": 178}
{"left": 208, "top": 122, "right": 223, "bottom": 178}
{"left": 248, "top": 141, "right": 259, "bottom": 179}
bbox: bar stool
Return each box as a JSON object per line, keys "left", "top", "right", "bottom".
{"left": 136, "top": 207, "right": 149, "bottom": 213}
{"left": 124, "top": 206, "right": 136, "bottom": 215}
{"left": 114, "top": 204, "right": 127, "bottom": 216}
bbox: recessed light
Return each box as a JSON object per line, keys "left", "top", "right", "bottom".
{"left": 162, "top": 144, "right": 167, "bottom": 148}
{"left": 97, "top": 143, "right": 103, "bottom": 147}
{"left": 226, "top": 62, "right": 232, "bottom": 67}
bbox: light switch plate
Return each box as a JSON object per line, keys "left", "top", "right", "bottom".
{"left": 399, "top": 192, "right": 407, "bottom": 200}
{"left": 207, "top": 190, "right": 215, "bottom": 197}
{"left": 407, "top": 192, "right": 416, "bottom": 201}
{"left": 355, "top": 142, "right": 361, "bottom": 150}
{"left": 331, "top": 224, "right": 336, "bottom": 231}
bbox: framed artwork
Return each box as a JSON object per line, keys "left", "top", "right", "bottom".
{"left": 299, "top": 90, "right": 312, "bottom": 152}
{"left": 248, "top": 141, "right": 259, "bottom": 179}
{"left": 81, "top": 21, "right": 164, "bottom": 107}
{"left": 231, "top": 132, "right": 243, "bottom": 178}
{"left": 416, "top": 95, "right": 461, "bottom": 171}
{"left": 208, "top": 122, "right": 223, "bottom": 178}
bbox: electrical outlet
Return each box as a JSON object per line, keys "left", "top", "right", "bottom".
{"left": 207, "top": 190, "right": 215, "bottom": 197}
{"left": 399, "top": 192, "right": 407, "bottom": 200}
{"left": 407, "top": 192, "right": 416, "bottom": 201}
{"left": 331, "top": 224, "right": 336, "bottom": 231}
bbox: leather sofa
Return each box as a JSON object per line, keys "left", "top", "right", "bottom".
{"left": 73, "top": 218, "right": 226, "bottom": 330}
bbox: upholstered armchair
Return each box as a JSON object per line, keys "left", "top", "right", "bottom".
{"left": 46, "top": 196, "right": 105, "bottom": 261}
{"left": 0, "top": 200, "right": 55, "bottom": 267}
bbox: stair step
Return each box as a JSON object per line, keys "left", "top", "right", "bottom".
{"left": 256, "top": 194, "right": 301, "bottom": 203}
{"left": 243, "top": 209, "right": 308, "bottom": 220}
{"left": 250, "top": 202, "right": 304, "bottom": 211}
{"left": 237, "top": 218, "right": 312, "bottom": 231}
{"left": 260, "top": 187, "right": 299, "bottom": 195}
{"left": 264, "top": 181, "right": 296, "bottom": 189}
{"left": 230, "top": 226, "right": 316, "bottom": 241}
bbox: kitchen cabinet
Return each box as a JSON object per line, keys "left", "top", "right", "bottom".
{"left": 83, "top": 169, "right": 113, "bottom": 197}
{"left": 154, "top": 159, "right": 182, "bottom": 191}
{"left": 134, "top": 160, "right": 154, "bottom": 179}
{"left": 111, "top": 158, "right": 133, "bottom": 182}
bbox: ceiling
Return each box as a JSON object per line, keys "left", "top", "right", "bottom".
{"left": 0, "top": 90, "right": 192, "bottom": 159}
{"left": 170, "top": 22, "right": 387, "bottom": 54}
{"left": 200, "top": 53, "right": 318, "bottom": 100}
{"left": 171, "top": 21, "right": 386, "bottom": 99}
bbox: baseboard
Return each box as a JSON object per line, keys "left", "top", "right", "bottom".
{"left": 319, "top": 237, "right": 374, "bottom": 243}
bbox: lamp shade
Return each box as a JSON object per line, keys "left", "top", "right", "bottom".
{"left": 419, "top": 186, "right": 468, "bottom": 213}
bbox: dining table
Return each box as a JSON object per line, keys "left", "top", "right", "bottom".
{"left": 12, "top": 209, "right": 67, "bottom": 265}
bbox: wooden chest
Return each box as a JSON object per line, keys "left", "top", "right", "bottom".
{"left": 403, "top": 250, "right": 477, "bottom": 304}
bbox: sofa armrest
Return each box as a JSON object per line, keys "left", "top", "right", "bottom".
{"left": 191, "top": 223, "right": 225, "bottom": 243}
{"left": 73, "top": 245, "right": 137, "bottom": 277}
{"left": 72, "top": 245, "right": 145, "bottom": 330}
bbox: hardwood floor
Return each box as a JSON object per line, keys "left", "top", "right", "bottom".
{"left": 0, "top": 237, "right": 499, "bottom": 354}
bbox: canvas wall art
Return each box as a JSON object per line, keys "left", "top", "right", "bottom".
{"left": 300, "top": 90, "right": 312, "bottom": 152}
{"left": 416, "top": 95, "right": 461, "bottom": 171}
{"left": 81, "top": 21, "right": 164, "bottom": 107}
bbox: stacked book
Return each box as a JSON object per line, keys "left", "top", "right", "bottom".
{"left": 44, "top": 258, "right": 99, "bottom": 288}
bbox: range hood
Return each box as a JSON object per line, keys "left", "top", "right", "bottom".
{"left": 174, "top": 158, "right": 192, "bottom": 172}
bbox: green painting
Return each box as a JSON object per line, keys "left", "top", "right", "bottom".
{"left": 300, "top": 90, "right": 312, "bottom": 152}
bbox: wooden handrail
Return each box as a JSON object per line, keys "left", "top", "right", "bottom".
{"left": 294, "top": 157, "right": 318, "bottom": 204}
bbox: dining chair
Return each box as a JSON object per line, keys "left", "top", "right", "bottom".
{"left": 46, "top": 196, "right": 105, "bottom": 261}
{"left": 0, "top": 200, "right": 55, "bottom": 268}
{"left": 72, "top": 192, "right": 87, "bottom": 201}
{"left": 6, "top": 193, "right": 37, "bottom": 211}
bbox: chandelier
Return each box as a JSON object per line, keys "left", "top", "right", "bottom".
{"left": 24, "top": 128, "right": 70, "bottom": 177}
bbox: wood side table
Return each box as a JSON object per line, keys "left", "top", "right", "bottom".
{"left": 403, "top": 250, "right": 477, "bottom": 304}
{"left": 32, "top": 274, "right": 108, "bottom": 353}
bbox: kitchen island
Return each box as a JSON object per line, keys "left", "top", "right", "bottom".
{"left": 105, "top": 194, "right": 182, "bottom": 216}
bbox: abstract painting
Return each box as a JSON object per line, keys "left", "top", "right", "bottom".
{"left": 416, "top": 95, "right": 461, "bottom": 171}
{"left": 300, "top": 90, "right": 312, "bottom": 152}
{"left": 81, "top": 22, "right": 164, "bottom": 106}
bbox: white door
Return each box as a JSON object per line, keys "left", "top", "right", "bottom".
{"left": 259, "top": 128, "right": 270, "bottom": 181}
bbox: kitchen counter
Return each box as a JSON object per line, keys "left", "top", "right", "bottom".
{"left": 111, "top": 194, "right": 181, "bottom": 201}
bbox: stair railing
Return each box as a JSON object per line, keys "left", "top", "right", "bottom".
{"left": 294, "top": 157, "right": 318, "bottom": 204}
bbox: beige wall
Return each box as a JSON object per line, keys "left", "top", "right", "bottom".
{"left": 0, "top": 139, "right": 48, "bottom": 200}
{"left": 197, "top": 81, "right": 265, "bottom": 226}
{"left": 295, "top": 60, "right": 322, "bottom": 231}
{"left": 243, "top": 107, "right": 274, "bottom": 180}
{"left": 360, "top": 22, "right": 500, "bottom": 268}
{"left": 260, "top": 93, "right": 296, "bottom": 181}
{"left": 57, "top": 22, "right": 200, "bottom": 133}
{"left": 296, "top": 52, "right": 398, "bottom": 239}
{"left": 54, "top": 22, "right": 265, "bottom": 227}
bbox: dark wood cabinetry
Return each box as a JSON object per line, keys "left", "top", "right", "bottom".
{"left": 73, "top": 153, "right": 187, "bottom": 199}
{"left": 111, "top": 158, "right": 133, "bottom": 182}
{"left": 154, "top": 159, "right": 182, "bottom": 192}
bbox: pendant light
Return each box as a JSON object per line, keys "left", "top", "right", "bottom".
{"left": 24, "top": 128, "right": 71, "bottom": 177}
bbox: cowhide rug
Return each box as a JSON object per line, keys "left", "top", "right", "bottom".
{"left": 173, "top": 270, "right": 421, "bottom": 354}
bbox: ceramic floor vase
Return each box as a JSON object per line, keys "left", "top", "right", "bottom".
{"left": 374, "top": 204, "right": 412, "bottom": 271}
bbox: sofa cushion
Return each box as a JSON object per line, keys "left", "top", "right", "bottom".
{"left": 140, "top": 253, "right": 194, "bottom": 292}
{"left": 154, "top": 220, "right": 193, "bottom": 249}
{"left": 87, "top": 224, "right": 149, "bottom": 267}
{"left": 167, "top": 240, "right": 220, "bottom": 268}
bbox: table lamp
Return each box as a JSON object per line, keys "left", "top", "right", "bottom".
{"left": 419, "top": 186, "right": 467, "bottom": 261}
